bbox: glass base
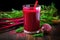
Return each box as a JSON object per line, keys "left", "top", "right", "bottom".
{"left": 24, "top": 30, "right": 40, "bottom": 34}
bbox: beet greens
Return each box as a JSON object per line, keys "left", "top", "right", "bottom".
{"left": 40, "top": 3, "right": 59, "bottom": 26}
{"left": 0, "top": 9, "right": 23, "bottom": 18}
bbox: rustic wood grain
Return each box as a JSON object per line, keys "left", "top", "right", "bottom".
{"left": 0, "top": 24, "right": 60, "bottom": 40}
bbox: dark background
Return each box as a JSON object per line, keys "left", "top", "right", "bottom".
{"left": 0, "top": 0, "right": 60, "bottom": 11}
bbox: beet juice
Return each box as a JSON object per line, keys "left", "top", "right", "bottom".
{"left": 23, "top": 5, "right": 41, "bottom": 33}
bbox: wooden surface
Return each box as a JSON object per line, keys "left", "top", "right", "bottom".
{"left": 0, "top": 24, "right": 60, "bottom": 40}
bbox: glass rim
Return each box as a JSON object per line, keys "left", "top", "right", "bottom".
{"left": 23, "top": 4, "right": 41, "bottom": 7}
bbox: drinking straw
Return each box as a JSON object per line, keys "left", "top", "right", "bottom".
{"left": 34, "top": 0, "right": 38, "bottom": 9}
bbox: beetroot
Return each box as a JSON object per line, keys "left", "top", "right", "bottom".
{"left": 41, "top": 23, "right": 52, "bottom": 33}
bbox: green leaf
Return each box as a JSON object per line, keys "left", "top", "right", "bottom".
{"left": 33, "top": 33, "right": 44, "bottom": 37}
{"left": 53, "top": 16, "right": 59, "bottom": 20}
{"left": 16, "top": 27, "right": 24, "bottom": 33}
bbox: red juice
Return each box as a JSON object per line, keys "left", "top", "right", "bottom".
{"left": 23, "top": 5, "right": 41, "bottom": 33}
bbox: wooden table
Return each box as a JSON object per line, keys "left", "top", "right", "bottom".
{"left": 0, "top": 24, "right": 60, "bottom": 40}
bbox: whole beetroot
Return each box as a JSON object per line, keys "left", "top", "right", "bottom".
{"left": 41, "top": 23, "right": 52, "bottom": 33}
